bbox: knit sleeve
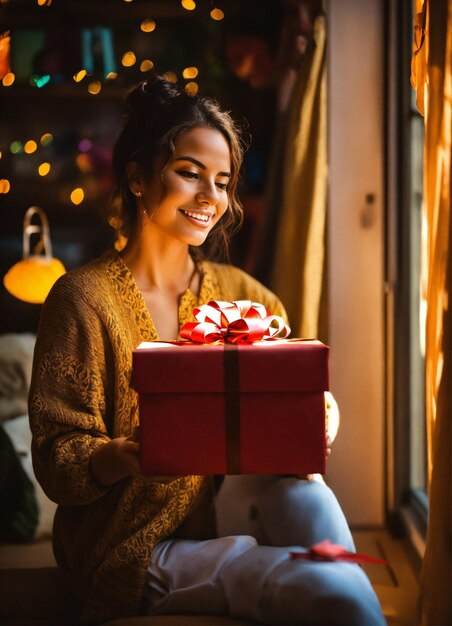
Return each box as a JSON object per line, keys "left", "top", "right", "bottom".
{"left": 29, "top": 273, "right": 113, "bottom": 506}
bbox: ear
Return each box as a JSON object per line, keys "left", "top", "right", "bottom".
{"left": 126, "top": 162, "right": 144, "bottom": 196}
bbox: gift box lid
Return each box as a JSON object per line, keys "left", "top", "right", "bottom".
{"left": 132, "top": 339, "right": 329, "bottom": 394}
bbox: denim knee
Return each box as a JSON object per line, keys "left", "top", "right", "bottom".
{"left": 256, "top": 478, "right": 355, "bottom": 551}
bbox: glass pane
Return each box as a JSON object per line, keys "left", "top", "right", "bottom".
{"left": 409, "top": 114, "right": 427, "bottom": 493}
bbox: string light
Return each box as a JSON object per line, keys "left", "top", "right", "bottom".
{"left": 31, "top": 74, "right": 51, "bottom": 88}
{"left": 2, "top": 72, "right": 15, "bottom": 87}
{"left": 210, "top": 8, "right": 224, "bottom": 20}
{"left": 24, "top": 140, "right": 38, "bottom": 154}
{"left": 181, "top": 0, "right": 196, "bottom": 10}
{"left": 0, "top": 179, "right": 11, "bottom": 193}
{"left": 73, "top": 70, "right": 87, "bottom": 82}
{"left": 37, "top": 0, "right": 52, "bottom": 5}
{"left": 10, "top": 141, "right": 23, "bottom": 154}
{"left": 87, "top": 81, "right": 102, "bottom": 94}
{"left": 121, "top": 51, "right": 136, "bottom": 67}
{"left": 70, "top": 188, "right": 84, "bottom": 205}
{"left": 162, "top": 71, "right": 177, "bottom": 83}
{"left": 182, "top": 66, "right": 198, "bottom": 79}
{"left": 106, "top": 72, "right": 118, "bottom": 80}
{"left": 141, "top": 20, "right": 156, "bottom": 33}
{"left": 140, "top": 60, "right": 154, "bottom": 72}
{"left": 38, "top": 162, "right": 51, "bottom": 176}
{"left": 40, "top": 133, "right": 53, "bottom": 147}
{"left": 185, "top": 81, "right": 198, "bottom": 95}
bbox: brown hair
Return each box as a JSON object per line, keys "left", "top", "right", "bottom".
{"left": 109, "top": 75, "right": 245, "bottom": 259}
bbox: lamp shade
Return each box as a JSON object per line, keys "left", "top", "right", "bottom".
{"left": 4, "top": 257, "right": 66, "bottom": 304}
{"left": 3, "top": 206, "right": 66, "bottom": 304}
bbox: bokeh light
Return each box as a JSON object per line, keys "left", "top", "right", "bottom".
{"left": 10, "top": 141, "right": 23, "bottom": 154}
{"left": 121, "top": 51, "right": 137, "bottom": 67}
{"left": 163, "top": 71, "right": 177, "bottom": 83}
{"left": 141, "top": 20, "right": 156, "bottom": 33}
{"left": 88, "top": 81, "right": 102, "bottom": 95}
{"left": 0, "top": 179, "right": 11, "bottom": 193}
{"left": 70, "top": 188, "right": 84, "bottom": 205}
{"left": 106, "top": 72, "right": 118, "bottom": 80}
{"left": 185, "top": 81, "right": 198, "bottom": 96}
{"left": 210, "top": 8, "right": 224, "bottom": 20}
{"left": 140, "top": 60, "right": 154, "bottom": 72}
{"left": 38, "top": 162, "right": 51, "bottom": 176}
{"left": 24, "top": 140, "right": 38, "bottom": 154}
{"left": 40, "top": 133, "right": 53, "bottom": 147}
{"left": 183, "top": 67, "right": 198, "bottom": 79}
{"left": 73, "top": 70, "right": 87, "bottom": 82}
{"left": 2, "top": 72, "right": 15, "bottom": 87}
{"left": 181, "top": 0, "right": 196, "bottom": 10}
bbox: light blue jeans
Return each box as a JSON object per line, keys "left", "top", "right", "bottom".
{"left": 145, "top": 477, "right": 387, "bottom": 625}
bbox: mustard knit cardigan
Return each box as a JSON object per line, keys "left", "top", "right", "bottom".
{"left": 29, "top": 250, "right": 286, "bottom": 623}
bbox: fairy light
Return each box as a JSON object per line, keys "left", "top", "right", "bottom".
{"left": 163, "top": 71, "right": 177, "bottom": 83}
{"left": 73, "top": 70, "right": 87, "bottom": 82}
{"left": 24, "top": 140, "right": 38, "bottom": 154}
{"left": 38, "top": 162, "right": 51, "bottom": 176}
{"left": 10, "top": 141, "right": 23, "bottom": 154}
{"left": 181, "top": 0, "right": 196, "bottom": 10}
{"left": 106, "top": 72, "right": 118, "bottom": 80}
{"left": 31, "top": 74, "right": 50, "bottom": 88}
{"left": 87, "top": 81, "right": 102, "bottom": 95}
{"left": 185, "top": 81, "right": 198, "bottom": 96}
{"left": 2, "top": 72, "right": 15, "bottom": 87}
{"left": 141, "top": 20, "right": 156, "bottom": 33}
{"left": 182, "top": 67, "right": 198, "bottom": 79}
{"left": 210, "top": 8, "right": 224, "bottom": 20}
{"left": 140, "top": 60, "right": 154, "bottom": 72}
{"left": 70, "top": 188, "right": 84, "bottom": 205}
{"left": 121, "top": 51, "right": 136, "bottom": 67}
{"left": 0, "top": 179, "right": 11, "bottom": 193}
{"left": 37, "top": 0, "right": 52, "bottom": 5}
{"left": 40, "top": 133, "right": 53, "bottom": 147}
{"left": 76, "top": 153, "right": 92, "bottom": 173}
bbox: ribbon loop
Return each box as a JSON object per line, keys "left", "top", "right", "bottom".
{"left": 180, "top": 300, "right": 291, "bottom": 344}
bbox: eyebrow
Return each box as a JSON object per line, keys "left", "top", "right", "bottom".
{"left": 173, "top": 156, "right": 231, "bottom": 178}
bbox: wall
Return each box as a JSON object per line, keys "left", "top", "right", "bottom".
{"left": 326, "top": 0, "right": 386, "bottom": 526}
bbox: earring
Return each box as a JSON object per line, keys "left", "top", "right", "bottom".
{"left": 134, "top": 191, "right": 143, "bottom": 198}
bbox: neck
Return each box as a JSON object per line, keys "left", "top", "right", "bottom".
{"left": 120, "top": 232, "right": 196, "bottom": 296}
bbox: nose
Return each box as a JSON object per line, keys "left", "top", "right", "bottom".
{"left": 196, "top": 180, "right": 219, "bottom": 205}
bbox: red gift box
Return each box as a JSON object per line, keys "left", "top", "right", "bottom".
{"left": 132, "top": 340, "right": 329, "bottom": 475}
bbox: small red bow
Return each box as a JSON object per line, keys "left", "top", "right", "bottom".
{"left": 180, "top": 300, "right": 291, "bottom": 344}
{"left": 290, "top": 539, "right": 387, "bottom": 565}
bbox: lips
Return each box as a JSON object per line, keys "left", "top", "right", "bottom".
{"left": 180, "top": 209, "right": 213, "bottom": 225}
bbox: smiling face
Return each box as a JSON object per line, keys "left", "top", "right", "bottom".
{"left": 137, "top": 127, "right": 232, "bottom": 247}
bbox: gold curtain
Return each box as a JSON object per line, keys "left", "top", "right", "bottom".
{"left": 411, "top": 1, "right": 452, "bottom": 624}
{"left": 270, "top": 15, "right": 327, "bottom": 340}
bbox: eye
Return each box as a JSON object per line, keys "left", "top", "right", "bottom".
{"left": 177, "top": 170, "right": 199, "bottom": 180}
{"left": 215, "top": 182, "right": 228, "bottom": 191}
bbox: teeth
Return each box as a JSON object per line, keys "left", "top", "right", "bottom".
{"left": 182, "top": 210, "right": 210, "bottom": 222}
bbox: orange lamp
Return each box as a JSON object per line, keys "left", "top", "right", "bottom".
{"left": 3, "top": 206, "right": 66, "bottom": 304}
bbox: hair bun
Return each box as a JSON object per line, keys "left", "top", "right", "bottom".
{"left": 125, "top": 75, "right": 181, "bottom": 119}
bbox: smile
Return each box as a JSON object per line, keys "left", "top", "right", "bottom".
{"left": 180, "top": 210, "right": 212, "bottom": 224}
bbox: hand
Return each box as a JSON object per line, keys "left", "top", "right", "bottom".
{"left": 90, "top": 428, "right": 140, "bottom": 488}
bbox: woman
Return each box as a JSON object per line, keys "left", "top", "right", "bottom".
{"left": 29, "top": 76, "right": 386, "bottom": 625}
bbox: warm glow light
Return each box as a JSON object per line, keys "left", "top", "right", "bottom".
{"left": 2, "top": 72, "right": 15, "bottom": 86}
{"left": 141, "top": 19, "right": 156, "bottom": 32}
{"left": 181, "top": 0, "right": 196, "bottom": 10}
{"left": 4, "top": 257, "right": 65, "bottom": 303}
{"left": 185, "top": 81, "right": 198, "bottom": 96}
{"left": 210, "top": 8, "right": 224, "bottom": 20}
{"left": 0, "top": 179, "right": 11, "bottom": 193}
{"left": 121, "top": 51, "right": 136, "bottom": 67}
{"left": 10, "top": 141, "right": 23, "bottom": 154}
{"left": 106, "top": 72, "right": 117, "bottom": 80}
{"left": 70, "top": 188, "right": 84, "bottom": 205}
{"left": 163, "top": 71, "right": 177, "bottom": 83}
{"left": 40, "top": 133, "right": 53, "bottom": 147}
{"left": 87, "top": 81, "right": 102, "bottom": 95}
{"left": 0, "top": 151, "right": 2, "bottom": 159}
{"left": 123, "top": 0, "right": 133, "bottom": 2}
{"left": 3, "top": 206, "right": 66, "bottom": 304}
{"left": 76, "top": 153, "right": 92, "bottom": 173}
{"left": 140, "top": 60, "right": 154, "bottom": 72}
{"left": 182, "top": 66, "right": 198, "bottom": 79}
{"left": 38, "top": 162, "right": 51, "bottom": 176}
{"left": 37, "top": 0, "right": 52, "bottom": 5}
{"left": 24, "top": 140, "right": 38, "bottom": 154}
{"left": 73, "top": 69, "right": 87, "bottom": 82}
